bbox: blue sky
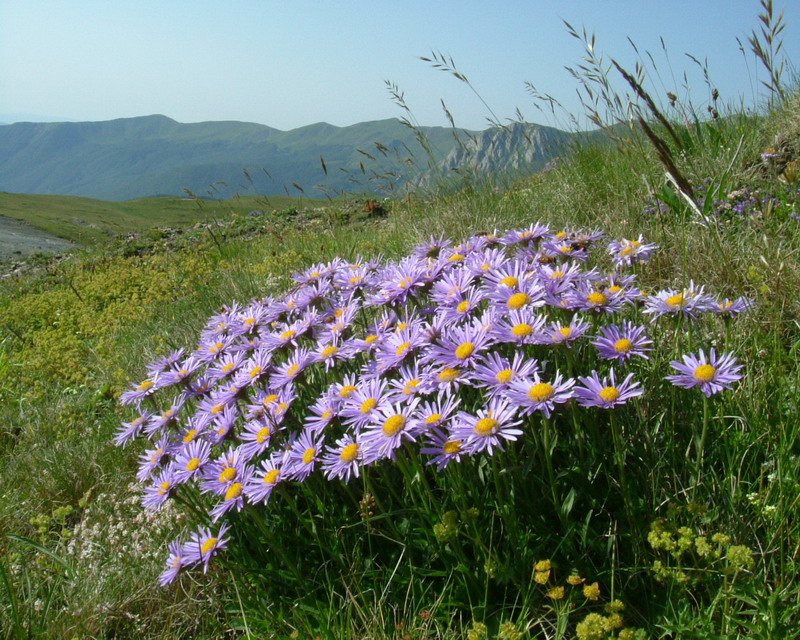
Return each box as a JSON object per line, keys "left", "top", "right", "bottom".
{"left": 1, "top": 1, "right": 797, "bottom": 131}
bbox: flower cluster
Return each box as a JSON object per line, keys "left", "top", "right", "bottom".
{"left": 116, "top": 222, "right": 749, "bottom": 585}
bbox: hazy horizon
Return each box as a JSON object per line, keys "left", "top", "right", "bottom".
{"left": 1, "top": 1, "right": 798, "bottom": 132}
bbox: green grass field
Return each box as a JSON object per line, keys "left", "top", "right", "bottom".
{"left": 1, "top": 8, "right": 799, "bottom": 639}
{"left": 0, "top": 191, "right": 325, "bottom": 245}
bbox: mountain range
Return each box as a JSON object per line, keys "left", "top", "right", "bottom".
{"left": 0, "top": 115, "right": 589, "bottom": 201}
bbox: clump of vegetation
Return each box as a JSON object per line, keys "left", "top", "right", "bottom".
{"left": 2, "top": 2, "right": 800, "bottom": 638}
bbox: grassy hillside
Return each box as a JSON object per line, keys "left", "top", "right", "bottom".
{"left": 1, "top": 10, "right": 799, "bottom": 639}
{"left": 0, "top": 191, "right": 325, "bottom": 245}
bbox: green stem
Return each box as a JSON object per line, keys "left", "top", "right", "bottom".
{"left": 542, "top": 416, "right": 568, "bottom": 532}
{"left": 694, "top": 394, "right": 711, "bottom": 489}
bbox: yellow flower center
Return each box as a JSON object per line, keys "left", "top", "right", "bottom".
{"left": 360, "top": 398, "right": 377, "bottom": 413}
{"left": 404, "top": 379, "right": 420, "bottom": 394}
{"left": 550, "top": 270, "right": 564, "bottom": 279}
{"left": 396, "top": 341, "right": 412, "bottom": 357}
{"left": 694, "top": 364, "right": 716, "bottom": 382}
{"left": 614, "top": 338, "right": 632, "bottom": 353}
{"left": 456, "top": 300, "right": 471, "bottom": 313}
{"left": 339, "top": 385, "right": 357, "bottom": 398}
{"left": 474, "top": 417, "right": 498, "bottom": 437}
{"left": 365, "top": 334, "right": 379, "bottom": 345}
{"left": 587, "top": 292, "right": 608, "bottom": 306}
{"left": 221, "top": 362, "right": 236, "bottom": 373}
{"left": 556, "top": 231, "right": 568, "bottom": 239}
{"left": 666, "top": 294, "right": 685, "bottom": 307}
{"left": 512, "top": 323, "right": 532, "bottom": 337}
{"left": 444, "top": 440, "right": 462, "bottom": 454}
{"left": 287, "top": 363, "right": 300, "bottom": 377}
{"left": 606, "top": 285, "right": 622, "bottom": 294}
{"left": 136, "top": 380, "right": 154, "bottom": 392}
{"left": 349, "top": 275, "right": 363, "bottom": 286}
{"left": 599, "top": 386, "right": 621, "bottom": 403}
{"left": 448, "top": 253, "right": 465, "bottom": 262}
{"left": 186, "top": 457, "right": 200, "bottom": 471}
{"left": 425, "top": 413, "right": 443, "bottom": 424}
{"left": 219, "top": 467, "right": 237, "bottom": 483}
{"left": 507, "top": 292, "right": 530, "bottom": 310}
{"left": 264, "top": 469, "right": 280, "bottom": 484}
{"left": 200, "top": 538, "right": 218, "bottom": 554}
{"left": 211, "top": 403, "right": 225, "bottom": 414}
{"left": 249, "top": 365, "right": 263, "bottom": 379}
{"left": 559, "top": 327, "right": 572, "bottom": 338}
{"left": 302, "top": 448, "right": 316, "bottom": 465}
{"left": 256, "top": 426, "right": 270, "bottom": 444}
{"left": 182, "top": 429, "right": 197, "bottom": 443}
{"left": 340, "top": 443, "right": 359, "bottom": 462}
{"left": 224, "top": 482, "right": 243, "bottom": 501}
{"left": 209, "top": 342, "right": 224, "bottom": 353}
{"left": 620, "top": 246, "right": 635, "bottom": 257}
{"left": 263, "top": 394, "right": 278, "bottom": 406}
{"left": 500, "top": 276, "right": 519, "bottom": 288}
{"left": 382, "top": 414, "right": 407, "bottom": 436}
{"left": 455, "top": 342, "right": 475, "bottom": 360}
{"left": 321, "top": 346, "right": 338, "bottom": 359}
{"left": 528, "top": 383, "right": 555, "bottom": 403}
{"left": 158, "top": 481, "right": 171, "bottom": 495}
{"left": 280, "top": 330, "right": 296, "bottom": 341}
{"left": 496, "top": 369, "right": 514, "bottom": 384}
{"left": 438, "top": 368, "right": 460, "bottom": 382}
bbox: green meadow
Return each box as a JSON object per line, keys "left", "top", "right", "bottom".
{"left": 0, "top": 191, "right": 324, "bottom": 247}
{"left": 2, "top": 7, "right": 800, "bottom": 639}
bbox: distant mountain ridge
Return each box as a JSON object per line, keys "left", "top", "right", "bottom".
{"left": 0, "top": 115, "right": 584, "bottom": 200}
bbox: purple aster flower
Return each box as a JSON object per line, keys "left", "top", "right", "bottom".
{"left": 592, "top": 321, "right": 653, "bottom": 361}
{"left": 450, "top": 398, "right": 522, "bottom": 455}
{"left": 420, "top": 428, "right": 467, "bottom": 470}
{"left": 608, "top": 235, "right": 658, "bottom": 268}
{"left": 471, "top": 351, "right": 539, "bottom": 398}
{"left": 574, "top": 369, "right": 643, "bottom": 408}
{"left": 322, "top": 434, "right": 367, "bottom": 482}
{"left": 506, "top": 371, "right": 575, "bottom": 418}
{"left": 207, "top": 352, "right": 246, "bottom": 381}
{"left": 119, "top": 377, "right": 160, "bottom": 406}
{"left": 142, "top": 468, "right": 176, "bottom": 511}
{"left": 540, "top": 240, "right": 590, "bottom": 262}
{"left": 430, "top": 267, "right": 477, "bottom": 306}
{"left": 714, "top": 297, "right": 755, "bottom": 318}
{"left": 303, "top": 394, "right": 339, "bottom": 433}
{"left": 182, "top": 523, "right": 231, "bottom": 573}
{"left": 466, "top": 247, "right": 509, "bottom": 277}
{"left": 489, "top": 308, "right": 546, "bottom": 346}
{"left": 540, "top": 315, "right": 592, "bottom": 347}
{"left": 425, "top": 365, "right": 473, "bottom": 392}
{"left": 244, "top": 453, "right": 285, "bottom": 505}
{"left": 424, "top": 320, "right": 493, "bottom": 369}
{"left": 114, "top": 411, "right": 152, "bottom": 447}
{"left": 200, "top": 448, "right": 246, "bottom": 497}
{"left": 136, "top": 436, "right": 171, "bottom": 482}
{"left": 435, "top": 286, "right": 486, "bottom": 325}
{"left": 416, "top": 390, "right": 461, "bottom": 431}
{"left": 283, "top": 428, "right": 325, "bottom": 481}
{"left": 486, "top": 277, "right": 546, "bottom": 312}
{"left": 339, "top": 378, "right": 390, "bottom": 432}
{"left": 173, "top": 439, "right": 213, "bottom": 485}
{"left": 269, "top": 347, "right": 313, "bottom": 388}
{"left": 159, "top": 539, "right": 185, "bottom": 586}
{"left": 361, "top": 398, "right": 422, "bottom": 463}
{"left": 568, "top": 282, "right": 628, "bottom": 314}
{"left": 209, "top": 465, "right": 254, "bottom": 521}
{"left": 501, "top": 222, "right": 550, "bottom": 247}
{"left": 238, "top": 416, "right": 281, "bottom": 460}
{"left": 412, "top": 233, "right": 452, "bottom": 259}
{"left": 643, "top": 281, "right": 717, "bottom": 320}
{"left": 386, "top": 363, "right": 435, "bottom": 403}
{"left": 665, "top": 348, "right": 744, "bottom": 397}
